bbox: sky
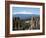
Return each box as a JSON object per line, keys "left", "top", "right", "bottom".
{"left": 12, "top": 7, "right": 40, "bottom": 15}
{"left": 12, "top": 7, "right": 40, "bottom": 20}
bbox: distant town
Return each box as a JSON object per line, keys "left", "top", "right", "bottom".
{"left": 13, "top": 16, "right": 40, "bottom": 31}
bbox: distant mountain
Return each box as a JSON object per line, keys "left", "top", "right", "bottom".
{"left": 13, "top": 14, "right": 40, "bottom": 20}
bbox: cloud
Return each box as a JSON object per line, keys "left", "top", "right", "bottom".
{"left": 13, "top": 11, "right": 39, "bottom": 15}
{"left": 13, "top": 11, "right": 33, "bottom": 14}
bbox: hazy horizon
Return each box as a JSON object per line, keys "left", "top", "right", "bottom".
{"left": 13, "top": 14, "right": 40, "bottom": 20}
